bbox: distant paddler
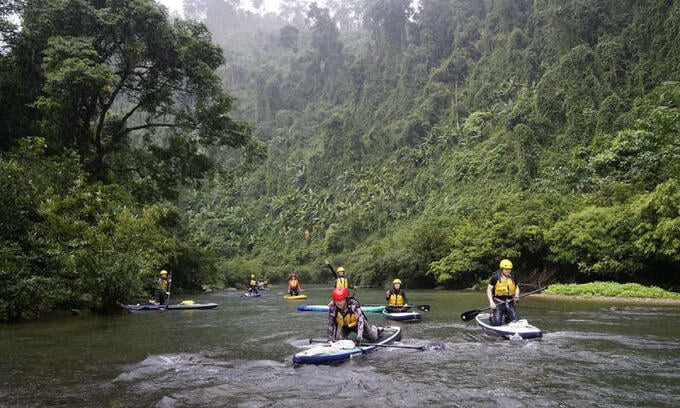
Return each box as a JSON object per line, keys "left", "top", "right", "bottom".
{"left": 247, "top": 274, "right": 259, "bottom": 296}
{"left": 154, "top": 269, "right": 171, "bottom": 305}
{"left": 325, "top": 260, "right": 349, "bottom": 289}
{"left": 287, "top": 273, "right": 303, "bottom": 296}
{"left": 385, "top": 278, "right": 409, "bottom": 313}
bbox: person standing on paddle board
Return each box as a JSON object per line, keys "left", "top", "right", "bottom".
{"left": 248, "top": 274, "right": 259, "bottom": 295}
{"left": 287, "top": 273, "right": 303, "bottom": 296}
{"left": 325, "top": 260, "right": 349, "bottom": 289}
{"left": 487, "top": 259, "right": 520, "bottom": 326}
{"left": 385, "top": 278, "right": 409, "bottom": 312}
{"left": 327, "top": 287, "right": 378, "bottom": 344}
{"left": 155, "top": 270, "right": 171, "bottom": 305}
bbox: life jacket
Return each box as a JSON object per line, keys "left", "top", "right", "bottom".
{"left": 249, "top": 278, "right": 257, "bottom": 287}
{"left": 493, "top": 272, "right": 516, "bottom": 297}
{"left": 157, "top": 278, "right": 168, "bottom": 291}
{"left": 289, "top": 279, "right": 300, "bottom": 289}
{"left": 335, "top": 277, "right": 348, "bottom": 288}
{"left": 387, "top": 290, "right": 405, "bottom": 306}
{"left": 335, "top": 308, "right": 358, "bottom": 328}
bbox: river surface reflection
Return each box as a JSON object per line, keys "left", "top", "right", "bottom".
{"left": 1, "top": 285, "right": 678, "bottom": 407}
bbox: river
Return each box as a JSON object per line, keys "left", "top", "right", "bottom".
{"left": 1, "top": 285, "right": 678, "bottom": 407}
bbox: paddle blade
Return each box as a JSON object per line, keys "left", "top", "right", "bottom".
{"left": 402, "top": 304, "right": 430, "bottom": 312}
{"left": 460, "top": 309, "right": 481, "bottom": 322}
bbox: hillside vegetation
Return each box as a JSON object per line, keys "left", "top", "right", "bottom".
{"left": 1, "top": 0, "right": 678, "bottom": 321}
{"left": 185, "top": 0, "right": 680, "bottom": 290}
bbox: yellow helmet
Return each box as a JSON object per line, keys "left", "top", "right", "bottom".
{"left": 250, "top": 274, "right": 255, "bottom": 278}
{"left": 499, "top": 259, "right": 513, "bottom": 269}
{"left": 392, "top": 279, "right": 402, "bottom": 285}
{"left": 337, "top": 267, "right": 345, "bottom": 273}
{"left": 160, "top": 270, "right": 168, "bottom": 276}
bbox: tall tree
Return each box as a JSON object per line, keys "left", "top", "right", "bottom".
{"left": 363, "top": 0, "right": 413, "bottom": 56}
{"left": 12, "top": 0, "right": 264, "bottom": 200}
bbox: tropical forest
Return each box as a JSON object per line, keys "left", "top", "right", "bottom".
{"left": 1, "top": 0, "right": 679, "bottom": 322}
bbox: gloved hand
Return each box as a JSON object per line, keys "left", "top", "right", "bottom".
{"left": 490, "top": 302, "right": 497, "bottom": 309}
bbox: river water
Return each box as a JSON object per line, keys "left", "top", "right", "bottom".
{"left": 1, "top": 285, "right": 679, "bottom": 407}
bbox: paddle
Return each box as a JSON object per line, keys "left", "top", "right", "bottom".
{"left": 324, "top": 260, "right": 336, "bottom": 275}
{"left": 308, "top": 338, "right": 425, "bottom": 350}
{"left": 366, "top": 304, "right": 430, "bottom": 312}
{"left": 403, "top": 304, "right": 430, "bottom": 312}
{"left": 165, "top": 272, "right": 172, "bottom": 306}
{"left": 460, "top": 286, "right": 547, "bottom": 322}
{"left": 357, "top": 342, "right": 426, "bottom": 350}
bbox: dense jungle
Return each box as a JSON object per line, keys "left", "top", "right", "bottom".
{"left": 1, "top": 0, "right": 679, "bottom": 322}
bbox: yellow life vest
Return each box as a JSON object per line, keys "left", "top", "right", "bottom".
{"left": 387, "top": 293, "right": 405, "bottom": 306}
{"left": 494, "top": 274, "right": 516, "bottom": 297}
{"left": 289, "top": 279, "right": 299, "bottom": 289}
{"left": 335, "top": 277, "right": 348, "bottom": 288}
{"left": 249, "top": 279, "right": 257, "bottom": 286}
{"left": 158, "top": 278, "right": 169, "bottom": 291}
{"left": 335, "top": 309, "right": 357, "bottom": 328}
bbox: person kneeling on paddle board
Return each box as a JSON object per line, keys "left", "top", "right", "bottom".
{"left": 327, "top": 287, "right": 378, "bottom": 344}
{"left": 287, "top": 273, "right": 302, "bottom": 296}
{"left": 487, "top": 259, "right": 520, "bottom": 326}
{"left": 385, "top": 278, "right": 409, "bottom": 312}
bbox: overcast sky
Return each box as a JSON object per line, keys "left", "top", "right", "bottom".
{"left": 157, "top": 0, "right": 284, "bottom": 15}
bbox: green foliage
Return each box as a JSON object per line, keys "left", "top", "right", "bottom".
{"left": 10, "top": 0, "right": 264, "bottom": 198}
{"left": 631, "top": 180, "right": 680, "bottom": 264}
{"left": 351, "top": 218, "right": 449, "bottom": 288}
{"left": 4, "top": 0, "right": 680, "bottom": 321}
{"left": 179, "top": 1, "right": 680, "bottom": 293}
{"left": 429, "top": 193, "right": 563, "bottom": 287}
{"left": 544, "top": 282, "right": 680, "bottom": 299}
{"left": 0, "top": 139, "right": 183, "bottom": 320}
{"left": 546, "top": 180, "right": 680, "bottom": 281}
{"left": 547, "top": 205, "right": 640, "bottom": 277}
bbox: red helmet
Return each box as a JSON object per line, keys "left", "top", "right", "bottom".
{"left": 331, "top": 287, "right": 349, "bottom": 301}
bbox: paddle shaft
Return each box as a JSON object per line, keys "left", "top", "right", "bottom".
{"left": 309, "top": 339, "right": 424, "bottom": 350}
{"left": 460, "top": 286, "right": 547, "bottom": 322}
{"left": 364, "top": 304, "right": 430, "bottom": 312}
{"left": 358, "top": 343, "right": 425, "bottom": 350}
{"left": 165, "top": 272, "right": 172, "bottom": 306}
{"left": 400, "top": 304, "right": 430, "bottom": 312}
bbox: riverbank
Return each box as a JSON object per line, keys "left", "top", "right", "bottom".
{"left": 540, "top": 281, "right": 680, "bottom": 304}
{"left": 536, "top": 293, "right": 680, "bottom": 305}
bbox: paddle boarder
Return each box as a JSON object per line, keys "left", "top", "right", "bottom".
{"left": 260, "top": 275, "right": 270, "bottom": 289}
{"left": 385, "top": 278, "right": 409, "bottom": 312}
{"left": 487, "top": 259, "right": 520, "bottom": 326}
{"left": 248, "top": 274, "right": 259, "bottom": 295}
{"left": 287, "top": 273, "right": 303, "bottom": 296}
{"left": 327, "top": 287, "right": 378, "bottom": 344}
{"left": 155, "top": 269, "right": 171, "bottom": 305}
{"left": 325, "top": 260, "right": 349, "bottom": 289}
